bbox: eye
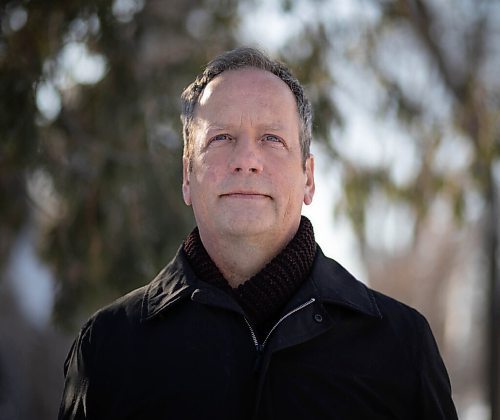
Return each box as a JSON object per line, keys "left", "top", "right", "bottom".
{"left": 263, "top": 134, "right": 282, "bottom": 143}
{"left": 209, "top": 134, "right": 232, "bottom": 144}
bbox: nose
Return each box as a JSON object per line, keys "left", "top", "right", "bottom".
{"left": 229, "top": 137, "right": 263, "bottom": 174}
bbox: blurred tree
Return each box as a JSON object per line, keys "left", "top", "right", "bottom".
{"left": 0, "top": 0, "right": 245, "bottom": 329}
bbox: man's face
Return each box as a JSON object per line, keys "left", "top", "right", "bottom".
{"left": 182, "top": 67, "right": 315, "bottom": 245}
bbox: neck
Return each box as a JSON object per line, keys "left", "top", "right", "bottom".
{"left": 198, "top": 225, "right": 299, "bottom": 288}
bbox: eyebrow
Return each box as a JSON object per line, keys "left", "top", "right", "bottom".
{"left": 204, "top": 123, "right": 287, "bottom": 133}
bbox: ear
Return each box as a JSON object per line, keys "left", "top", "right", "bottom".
{"left": 182, "top": 156, "right": 192, "bottom": 206}
{"left": 303, "top": 155, "right": 315, "bottom": 205}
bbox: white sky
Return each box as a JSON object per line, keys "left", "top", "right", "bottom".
{"left": 7, "top": 226, "right": 55, "bottom": 329}
{"left": 301, "top": 145, "right": 367, "bottom": 281}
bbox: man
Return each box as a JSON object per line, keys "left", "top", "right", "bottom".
{"left": 59, "top": 47, "right": 458, "bottom": 419}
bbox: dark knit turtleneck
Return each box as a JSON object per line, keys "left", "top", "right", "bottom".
{"left": 182, "top": 216, "right": 317, "bottom": 339}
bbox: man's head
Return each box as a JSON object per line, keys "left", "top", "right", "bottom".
{"left": 181, "top": 47, "right": 313, "bottom": 170}
{"left": 180, "top": 48, "right": 315, "bottom": 249}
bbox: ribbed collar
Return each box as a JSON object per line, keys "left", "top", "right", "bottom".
{"left": 182, "top": 216, "right": 317, "bottom": 334}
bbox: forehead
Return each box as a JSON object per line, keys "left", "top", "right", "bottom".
{"left": 199, "top": 68, "right": 294, "bottom": 102}
{"left": 194, "top": 68, "right": 299, "bottom": 126}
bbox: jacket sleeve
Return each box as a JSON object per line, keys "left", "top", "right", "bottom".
{"left": 58, "top": 320, "right": 94, "bottom": 420}
{"left": 416, "top": 314, "right": 458, "bottom": 419}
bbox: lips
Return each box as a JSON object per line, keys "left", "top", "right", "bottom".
{"left": 220, "top": 191, "right": 271, "bottom": 199}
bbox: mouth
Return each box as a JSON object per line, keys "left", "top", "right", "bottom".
{"left": 220, "top": 192, "right": 271, "bottom": 199}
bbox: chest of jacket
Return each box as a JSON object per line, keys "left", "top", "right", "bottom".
{"left": 85, "top": 297, "right": 417, "bottom": 420}
{"left": 59, "top": 249, "right": 457, "bottom": 420}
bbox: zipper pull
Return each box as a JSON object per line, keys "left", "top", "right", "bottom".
{"left": 253, "top": 345, "right": 264, "bottom": 373}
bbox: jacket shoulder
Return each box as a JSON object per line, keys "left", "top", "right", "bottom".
{"left": 313, "top": 249, "right": 431, "bottom": 341}
{"left": 84, "top": 251, "right": 190, "bottom": 332}
{"left": 369, "top": 287, "right": 431, "bottom": 340}
{"left": 92, "top": 283, "right": 148, "bottom": 325}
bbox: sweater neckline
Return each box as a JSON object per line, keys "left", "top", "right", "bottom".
{"left": 182, "top": 216, "right": 317, "bottom": 335}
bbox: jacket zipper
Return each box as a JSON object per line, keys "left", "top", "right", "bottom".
{"left": 244, "top": 297, "right": 316, "bottom": 353}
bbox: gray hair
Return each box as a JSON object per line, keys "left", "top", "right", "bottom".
{"left": 180, "top": 47, "right": 313, "bottom": 169}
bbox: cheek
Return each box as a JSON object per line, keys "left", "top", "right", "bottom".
{"left": 287, "top": 173, "right": 309, "bottom": 203}
{"left": 199, "top": 152, "right": 227, "bottom": 178}
{"left": 272, "top": 175, "right": 303, "bottom": 203}
{"left": 194, "top": 165, "right": 220, "bottom": 186}
{"left": 190, "top": 162, "right": 223, "bottom": 202}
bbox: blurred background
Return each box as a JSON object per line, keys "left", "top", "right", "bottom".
{"left": 1, "top": 0, "right": 499, "bottom": 418}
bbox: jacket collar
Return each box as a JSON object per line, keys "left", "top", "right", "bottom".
{"left": 307, "top": 247, "right": 382, "bottom": 318}
{"left": 141, "top": 248, "right": 194, "bottom": 322}
{"left": 141, "top": 245, "right": 382, "bottom": 322}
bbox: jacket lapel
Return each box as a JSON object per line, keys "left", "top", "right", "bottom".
{"left": 265, "top": 247, "right": 382, "bottom": 354}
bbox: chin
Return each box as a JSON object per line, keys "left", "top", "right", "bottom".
{"left": 218, "top": 216, "right": 274, "bottom": 237}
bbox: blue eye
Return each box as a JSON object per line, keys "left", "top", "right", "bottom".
{"left": 213, "top": 134, "right": 230, "bottom": 141}
{"left": 264, "top": 135, "right": 281, "bottom": 143}
{"left": 208, "top": 134, "right": 232, "bottom": 145}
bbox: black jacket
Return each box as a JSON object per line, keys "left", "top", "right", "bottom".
{"left": 59, "top": 247, "right": 458, "bottom": 419}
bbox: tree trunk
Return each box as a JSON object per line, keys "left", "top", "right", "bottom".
{"left": 486, "top": 164, "right": 499, "bottom": 420}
